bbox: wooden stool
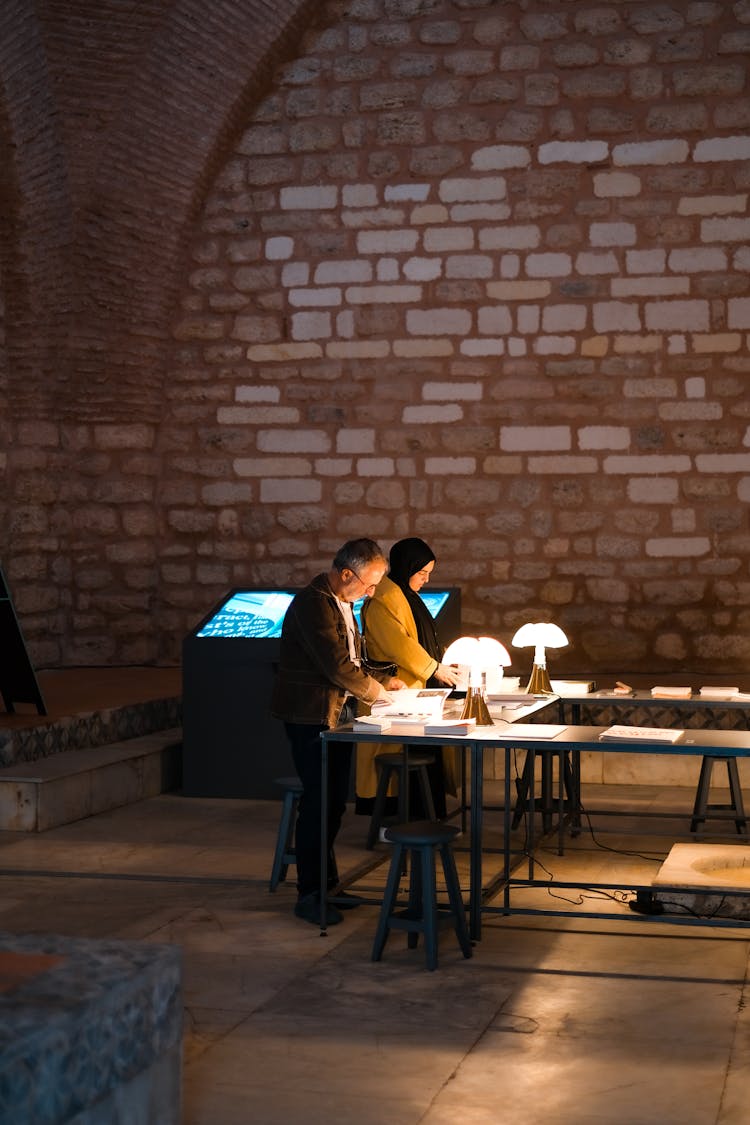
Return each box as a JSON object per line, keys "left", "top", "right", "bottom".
{"left": 269, "top": 775, "right": 303, "bottom": 891}
{"left": 366, "top": 751, "right": 437, "bottom": 850}
{"left": 371, "top": 820, "right": 472, "bottom": 971}
{"left": 691, "top": 755, "right": 747, "bottom": 834}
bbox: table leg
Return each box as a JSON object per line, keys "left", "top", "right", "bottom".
{"left": 470, "top": 741, "right": 483, "bottom": 941}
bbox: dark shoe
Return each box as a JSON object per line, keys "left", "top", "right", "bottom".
{"left": 294, "top": 893, "right": 343, "bottom": 926}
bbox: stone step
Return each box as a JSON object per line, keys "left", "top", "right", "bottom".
{"left": 0, "top": 728, "right": 182, "bottom": 831}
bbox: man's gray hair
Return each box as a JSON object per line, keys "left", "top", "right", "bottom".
{"left": 333, "top": 538, "right": 386, "bottom": 573}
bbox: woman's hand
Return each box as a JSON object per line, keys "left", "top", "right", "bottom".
{"left": 434, "top": 663, "right": 460, "bottom": 686}
{"left": 386, "top": 677, "right": 407, "bottom": 691}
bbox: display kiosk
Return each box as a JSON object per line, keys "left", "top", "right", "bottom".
{"left": 181, "top": 585, "right": 461, "bottom": 799}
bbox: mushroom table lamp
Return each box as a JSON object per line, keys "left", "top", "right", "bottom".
{"left": 442, "top": 635, "right": 512, "bottom": 726}
{"left": 511, "top": 622, "right": 569, "bottom": 695}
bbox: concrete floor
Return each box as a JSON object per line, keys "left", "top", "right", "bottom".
{"left": 1, "top": 782, "right": 749, "bottom": 1124}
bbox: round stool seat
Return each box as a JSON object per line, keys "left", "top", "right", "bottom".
{"left": 274, "top": 775, "right": 304, "bottom": 793}
{"left": 375, "top": 752, "right": 436, "bottom": 769}
{"left": 384, "top": 820, "right": 461, "bottom": 847}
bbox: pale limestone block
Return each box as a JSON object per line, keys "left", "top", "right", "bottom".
{"left": 235, "top": 387, "right": 278, "bottom": 405}
{"left": 265, "top": 237, "right": 293, "bottom": 260}
{"left": 542, "top": 303, "right": 587, "bottom": 332}
{"left": 525, "top": 252, "right": 571, "bottom": 276}
{"left": 696, "top": 452, "right": 750, "bottom": 472}
{"left": 694, "top": 135, "right": 750, "bottom": 161}
{"left": 624, "top": 376, "right": 677, "bottom": 397}
{"left": 672, "top": 508, "right": 697, "bottom": 532}
{"left": 576, "top": 251, "right": 619, "bottom": 274}
{"left": 461, "top": 338, "right": 506, "bottom": 355}
{"left": 500, "top": 425, "right": 571, "bottom": 452}
{"left": 282, "top": 262, "right": 309, "bottom": 287}
{"left": 393, "top": 338, "right": 453, "bottom": 357}
{"left": 315, "top": 259, "right": 372, "bottom": 284}
{"left": 289, "top": 287, "right": 342, "bottom": 307}
{"left": 291, "top": 311, "right": 331, "bottom": 339}
{"left": 439, "top": 176, "right": 506, "bottom": 202}
{"left": 739, "top": 478, "right": 750, "bottom": 502}
{"left": 445, "top": 254, "right": 493, "bottom": 278}
{"left": 395, "top": 457, "right": 416, "bottom": 477}
{"left": 668, "top": 246, "right": 727, "bottom": 271}
{"left": 734, "top": 247, "right": 750, "bottom": 270}
{"left": 646, "top": 537, "right": 710, "bottom": 557}
{"left": 728, "top": 298, "right": 750, "bottom": 328}
{"left": 693, "top": 333, "right": 742, "bottom": 353}
{"left": 685, "top": 376, "right": 706, "bottom": 398}
{"left": 315, "top": 459, "right": 352, "bottom": 476}
{"left": 578, "top": 426, "right": 630, "bottom": 451}
{"left": 667, "top": 334, "right": 687, "bottom": 354}
{"left": 538, "top": 140, "right": 608, "bottom": 164}
{"left": 645, "top": 299, "right": 709, "bottom": 331}
{"left": 534, "top": 335, "right": 576, "bottom": 355}
{"left": 701, "top": 216, "right": 750, "bottom": 241}
{"left": 517, "top": 305, "right": 540, "bottom": 333}
{"left": 658, "top": 403, "right": 723, "bottom": 420}
{"left": 423, "top": 226, "right": 474, "bottom": 251}
{"left": 366, "top": 479, "right": 408, "bottom": 509}
{"left": 326, "top": 341, "right": 390, "bottom": 358}
{"left": 234, "top": 457, "right": 311, "bottom": 477}
{"left": 93, "top": 425, "right": 155, "bottom": 450}
{"left": 603, "top": 454, "right": 691, "bottom": 473}
{"left": 201, "top": 482, "right": 253, "bottom": 505}
{"left": 612, "top": 277, "right": 690, "bottom": 296}
{"left": 424, "top": 456, "right": 476, "bottom": 474}
{"left": 581, "top": 335, "right": 609, "bottom": 356}
{"left": 257, "top": 429, "right": 330, "bottom": 453}
{"left": 385, "top": 182, "right": 430, "bottom": 201}
{"left": 487, "top": 280, "right": 550, "bottom": 299}
{"left": 345, "top": 284, "right": 421, "bottom": 304}
{"left": 337, "top": 428, "right": 375, "bottom": 454}
{"left": 407, "top": 308, "right": 471, "bottom": 335}
{"left": 678, "top": 193, "right": 748, "bottom": 215}
{"left": 479, "top": 225, "right": 540, "bottom": 249}
{"left": 593, "top": 301, "right": 641, "bottom": 332}
{"left": 628, "top": 477, "right": 678, "bottom": 502}
{"left": 483, "top": 454, "right": 525, "bottom": 474}
{"left": 402, "top": 404, "right": 463, "bottom": 423}
{"left": 173, "top": 316, "right": 224, "bottom": 340}
{"left": 626, "top": 248, "right": 666, "bottom": 273}
{"left": 613, "top": 138, "right": 690, "bottom": 165}
{"left": 280, "top": 185, "right": 337, "bottom": 210}
{"left": 593, "top": 171, "right": 641, "bottom": 197}
{"left": 410, "top": 204, "right": 449, "bottom": 224}
{"left": 217, "top": 406, "right": 299, "bottom": 424}
{"left": 232, "top": 316, "right": 280, "bottom": 343}
{"left": 377, "top": 258, "right": 399, "bottom": 281}
{"left": 357, "top": 229, "right": 419, "bottom": 253}
{"left": 471, "top": 144, "right": 530, "bottom": 170}
{"left": 614, "top": 335, "right": 662, "bottom": 353}
{"left": 403, "top": 257, "right": 443, "bottom": 281}
{"left": 341, "top": 207, "right": 405, "bottom": 228}
{"left": 450, "top": 202, "right": 511, "bottom": 222}
{"left": 336, "top": 310, "right": 354, "bottom": 337}
{"left": 260, "top": 479, "right": 323, "bottom": 502}
{"left": 422, "top": 381, "right": 482, "bottom": 401}
{"left": 478, "top": 306, "right": 513, "bottom": 334}
{"left": 527, "top": 455, "right": 598, "bottom": 473}
{"left": 356, "top": 457, "right": 395, "bottom": 476}
{"left": 590, "top": 221, "right": 636, "bottom": 246}
{"left": 342, "top": 184, "right": 378, "bottom": 207}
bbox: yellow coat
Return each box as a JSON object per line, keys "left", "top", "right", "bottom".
{"left": 356, "top": 576, "right": 460, "bottom": 799}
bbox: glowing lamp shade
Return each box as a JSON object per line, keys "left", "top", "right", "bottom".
{"left": 511, "top": 622, "right": 568, "bottom": 694}
{"left": 442, "top": 635, "right": 512, "bottom": 725}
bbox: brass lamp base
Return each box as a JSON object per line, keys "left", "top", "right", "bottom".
{"left": 460, "top": 686, "right": 495, "bottom": 726}
{"left": 525, "top": 663, "right": 553, "bottom": 694}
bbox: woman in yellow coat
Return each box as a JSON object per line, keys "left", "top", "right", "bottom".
{"left": 357, "top": 537, "right": 460, "bottom": 818}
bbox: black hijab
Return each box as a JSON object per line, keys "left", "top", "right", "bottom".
{"left": 388, "top": 537, "right": 443, "bottom": 664}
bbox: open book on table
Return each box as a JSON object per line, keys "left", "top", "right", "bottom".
{"left": 357, "top": 687, "right": 453, "bottom": 731}
{"left": 599, "top": 725, "right": 685, "bottom": 744}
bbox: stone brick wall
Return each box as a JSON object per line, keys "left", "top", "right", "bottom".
{"left": 163, "top": 0, "right": 750, "bottom": 675}
{"left": 2, "top": 0, "right": 750, "bottom": 676}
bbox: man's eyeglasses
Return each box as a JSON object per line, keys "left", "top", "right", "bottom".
{"left": 348, "top": 568, "right": 378, "bottom": 595}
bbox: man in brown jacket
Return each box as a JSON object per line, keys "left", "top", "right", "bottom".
{"left": 272, "top": 539, "right": 405, "bottom": 926}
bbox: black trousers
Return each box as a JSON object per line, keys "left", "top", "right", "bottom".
{"left": 285, "top": 710, "right": 354, "bottom": 898}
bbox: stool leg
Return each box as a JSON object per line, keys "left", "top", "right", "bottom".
{"left": 407, "top": 847, "right": 422, "bottom": 950}
{"left": 421, "top": 844, "right": 439, "bottom": 971}
{"left": 540, "top": 752, "right": 553, "bottom": 833}
{"left": 440, "top": 842, "right": 472, "bottom": 960}
{"left": 366, "top": 762, "right": 393, "bottom": 850}
{"left": 371, "top": 842, "right": 404, "bottom": 962}
{"left": 269, "top": 790, "right": 297, "bottom": 892}
{"left": 691, "top": 757, "right": 713, "bottom": 832}
{"left": 416, "top": 765, "right": 437, "bottom": 821}
{"left": 726, "top": 759, "right": 747, "bottom": 833}
{"left": 512, "top": 752, "right": 534, "bottom": 829}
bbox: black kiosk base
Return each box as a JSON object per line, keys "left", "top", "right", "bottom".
{"left": 181, "top": 585, "right": 461, "bottom": 800}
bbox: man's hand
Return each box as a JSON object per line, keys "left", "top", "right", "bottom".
{"left": 386, "top": 677, "right": 407, "bottom": 691}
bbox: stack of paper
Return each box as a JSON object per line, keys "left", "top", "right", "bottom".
{"left": 423, "top": 718, "right": 477, "bottom": 736}
{"left": 599, "top": 725, "right": 684, "bottom": 744}
{"left": 650, "top": 685, "right": 692, "bottom": 699}
{"left": 353, "top": 715, "right": 393, "bottom": 733}
{"left": 699, "top": 686, "right": 739, "bottom": 699}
